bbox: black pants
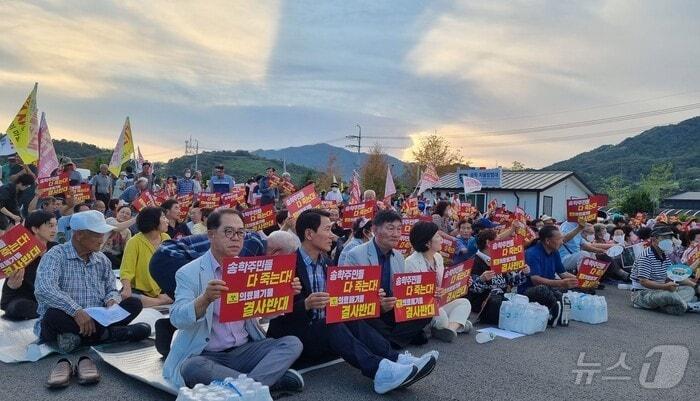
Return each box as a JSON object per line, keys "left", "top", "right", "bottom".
{"left": 2, "top": 298, "right": 38, "bottom": 321}
{"left": 39, "top": 297, "right": 142, "bottom": 344}
{"left": 95, "top": 192, "right": 111, "bottom": 206}
{"left": 366, "top": 312, "right": 431, "bottom": 349}
{"left": 525, "top": 285, "right": 562, "bottom": 317}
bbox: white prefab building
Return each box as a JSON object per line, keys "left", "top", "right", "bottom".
{"left": 423, "top": 170, "right": 594, "bottom": 222}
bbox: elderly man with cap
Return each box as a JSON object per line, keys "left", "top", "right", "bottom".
{"left": 120, "top": 177, "right": 149, "bottom": 204}
{"left": 34, "top": 210, "right": 150, "bottom": 354}
{"left": 631, "top": 224, "right": 700, "bottom": 315}
{"left": 61, "top": 158, "right": 84, "bottom": 186}
{"left": 210, "top": 164, "right": 235, "bottom": 194}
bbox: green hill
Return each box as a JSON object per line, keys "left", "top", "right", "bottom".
{"left": 544, "top": 116, "right": 700, "bottom": 192}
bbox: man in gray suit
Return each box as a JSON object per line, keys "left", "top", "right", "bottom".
{"left": 343, "top": 210, "right": 433, "bottom": 348}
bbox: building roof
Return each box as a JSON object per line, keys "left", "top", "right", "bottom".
{"left": 664, "top": 192, "right": 700, "bottom": 201}
{"left": 433, "top": 170, "right": 589, "bottom": 192}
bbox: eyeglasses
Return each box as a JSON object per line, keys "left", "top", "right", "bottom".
{"left": 222, "top": 228, "right": 246, "bottom": 239}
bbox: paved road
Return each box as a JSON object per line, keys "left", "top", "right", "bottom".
{"left": 4, "top": 287, "right": 699, "bottom": 401}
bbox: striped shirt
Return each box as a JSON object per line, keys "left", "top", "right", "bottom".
{"left": 631, "top": 246, "right": 669, "bottom": 290}
{"left": 299, "top": 246, "right": 327, "bottom": 320}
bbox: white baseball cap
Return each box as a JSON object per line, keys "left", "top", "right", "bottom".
{"left": 70, "top": 210, "right": 115, "bottom": 234}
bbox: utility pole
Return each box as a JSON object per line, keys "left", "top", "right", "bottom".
{"left": 345, "top": 123, "right": 362, "bottom": 168}
{"left": 185, "top": 136, "right": 200, "bottom": 171}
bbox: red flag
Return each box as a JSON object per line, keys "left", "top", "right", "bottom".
{"left": 350, "top": 170, "right": 362, "bottom": 204}
{"left": 383, "top": 166, "right": 396, "bottom": 203}
{"left": 418, "top": 164, "right": 440, "bottom": 195}
{"left": 37, "top": 112, "right": 59, "bottom": 179}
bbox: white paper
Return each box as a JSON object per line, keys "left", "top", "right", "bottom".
{"left": 93, "top": 345, "right": 178, "bottom": 395}
{"left": 0, "top": 311, "right": 56, "bottom": 363}
{"left": 477, "top": 327, "right": 526, "bottom": 340}
{"left": 84, "top": 305, "right": 130, "bottom": 326}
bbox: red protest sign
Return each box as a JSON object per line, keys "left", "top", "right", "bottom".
{"left": 284, "top": 184, "right": 321, "bottom": 218}
{"left": 492, "top": 208, "right": 512, "bottom": 225}
{"left": 439, "top": 237, "right": 456, "bottom": 260}
{"left": 197, "top": 193, "right": 221, "bottom": 209}
{"left": 220, "top": 254, "right": 296, "bottom": 322}
{"left": 589, "top": 194, "right": 608, "bottom": 208}
{"left": 132, "top": 192, "right": 156, "bottom": 211}
{"left": 69, "top": 184, "right": 92, "bottom": 204}
{"left": 37, "top": 173, "right": 69, "bottom": 197}
{"left": 326, "top": 265, "right": 381, "bottom": 324}
{"left": 153, "top": 191, "right": 169, "bottom": 207}
{"left": 393, "top": 272, "right": 437, "bottom": 322}
{"left": 320, "top": 200, "right": 339, "bottom": 210}
{"left": 577, "top": 257, "right": 610, "bottom": 289}
{"left": 341, "top": 200, "right": 376, "bottom": 229}
{"left": 490, "top": 236, "right": 525, "bottom": 274}
{"left": 396, "top": 233, "right": 413, "bottom": 256}
{"left": 241, "top": 204, "right": 276, "bottom": 231}
{"left": 683, "top": 243, "right": 700, "bottom": 267}
{"left": 567, "top": 197, "right": 598, "bottom": 222}
{"left": 280, "top": 179, "right": 296, "bottom": 196}
{"left": 176, "top": 194, "right": 194, "bottom": 208}
{"left": 221, "top": 187, "right": 247, "bottom": 208}
{"left": 439, "top": 259, "right": 473, "bottom": 306}
{"left": 0, "top": 225, "right": 45, "bottom": 279}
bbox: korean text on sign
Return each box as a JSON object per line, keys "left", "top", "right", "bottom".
{"left": 326, "top": 265, "right": 381, "bottom": 324}
{"left": 577, "top": 258, "right": 609, "bottom": 289}
{"left": 284, "top": 184, "right": 321, "bottom": 218}
{"left": 490, "top": 236, "right": 525, "bottom": 274}
{"left": 567, "top": 198, "right": 598, "bottom": 223}
{"left": 393, "top": 272, "right": 437, "bottom": 322}
{"left": 197, "top": 193, "right": 221, "bottom": 209}
{"left": 220, "top": 254, "right": 296, "bottom": 322}
{"left": 241, "top": 204, "right": 277, "bottom": 232}
{"left": 37, "top": 173, "right": 69, "bottom": 196}
{"left": 0, "top": 225, "right": 46, "bottom": 279}
{"left": 341, "top": 200, "right": 376, "bottom": 229}
{"left": 439, "top": 259, "right": 473, "bottom": 306}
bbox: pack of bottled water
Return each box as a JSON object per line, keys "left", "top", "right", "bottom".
{"left": 176, "top": 374, "right": 273, "bottom": 401}
{"left": 563, "top": 291, "right": 608, "bottom": 324}
{"left": 498, "top": 295, "right": 549, "bottom": 335}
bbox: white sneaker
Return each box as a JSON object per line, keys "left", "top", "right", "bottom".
{"left": 687, "top": 301, "right": 700, "bottom": 313}
{"left": 396, "top": 351, "right": 438, "bottom": 387}
{"left": 374, "top": 359, "right": 417, "bottom": 394}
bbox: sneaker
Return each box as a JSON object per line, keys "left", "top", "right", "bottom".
{"left": 107, "top": 323, "right": 151, "bottom": 343}
{"left": 154, "top": 318, "right": 175, "bottom": 358}
{"left": 548, "top": 301, "right": 562, "bottom": 327}
{"left": 462, "top": 320, "right": 473, "bottom": 334}
{"left": 687, "top": 302, "right": 700, "bottom": 313}
{"left": 373, "top": 359, "right": 417, "bottom": 394}
{"left": 431, "top": 327, "right": 457, "bottom": 342}
{"left": 560, "top": 297, "right": 571, "bottom": 327}
{"left": 270, "top": 369, "right": 304, "bottom": 393}
{"left": 396, "top": 351, "right": 437, "bottom": 388}
{"left": 57, "top": 333, "right": 82, "bottom": 354}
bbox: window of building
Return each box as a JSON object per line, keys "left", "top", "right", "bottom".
{"left": 543, "top": 196, "right": 553, "bottom": 216}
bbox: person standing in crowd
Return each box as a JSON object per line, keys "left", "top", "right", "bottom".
{"left": 192, "top": 170, "right": 203, "bottom": 194}
{"left": 120, "top": 207, "right": 173, "bottom": 308}
{"left": 325, "top": 182, "right": 343, "bottom": 203}
{"left": 35, "top": 210, "right": 150, "bottom": 354}
{"left": 123, "top": 166, "right": 135, "bottom": 187}
{"left": 177, "top": 168, "right": 195, "bottom": 196}
{"left": 363, "top": 190, "right": 376, "bottom": 202}
{"left": 0, "top": 173, "right": 35, "bottom": 228}
{"left": 1, "top": 211, "right": 57, "bottom": 320}
{"left": 337, "top": 218, "right": 372, "bottom": 266}
{"left": 268, "top": 209, "right": 438, "bottom": 394}
{"left": 113, "top": 171, "right": 128, "bottom": 199}
{"left": 102, "top": 205, "right": 136, "bottom": 269}
{"left": 161, "top": 199, "right": 191, "bottom": 240}
{"left": 209, "top": 164, "right": 234, "bottom": 194}
{"left": 62, "top": 159, "right": 84, "bottom": 186}
{"left": 405, "top": 221, "right": 472, "bottom": 342}
{"left": 163, "top": 209, "right": 305, "bottom": 392}
{"left": 90, "top": 164, "right": 113, "bottom": 206}
{"left": 139, "top": 161, "right": 157, "bottom": 192}
{"left": 1, "top": 154, "right": 23, "bottom": 183}
{"left": 344, "top": 210, "right": 433, "bottom": 348}
{"left": 120, "top": 177, "right": 149, "bottom": 204}
{"left": 258, "top": 167, "right": 278, "bottom": 206}
{"left": 631, "top": 225, "right": 699, "bottom": 314}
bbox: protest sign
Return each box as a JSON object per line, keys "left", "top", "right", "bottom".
{"left": 320, "top": 200, "right": 339, "bottom": 210}
{"left": 396, "top": 233, "right": 413, "bottom": 256}
{"left": 221, "top": 186, "right": 247, "bottom": 208}
{"left": 241, "top": 204, "right": 276, "bottom": 231}
{"left": 37, "top": 173, "right": 69, "bottom": 196}
{"left": 440, "top": 237, "right": 456, "bottom": 260}
{"left": 69, "top": 184, "right": 92, "bottom": 203}
{"left": 220, "top": 254, "right": 295, "bottom": 322}
{"left": 341, "top": 200, "right": 376, "bottom": 229}
{"left": 197, "top": 193, "right": 221, "bottom": 209}
{"left": 284, "top": 184, "right": 321, "bottom": 218}
{"left": 326, "top": 266, "right": 381, "bottom": 324}
{"left": 567, "top": 197, "right": 598, "bottom": 222}
{"left": 153, "top": 191, "right": 168, "bottom": 207}
{"left": 132, "top": 192, "right": 156, "bottom": 212}
{"left": 577, "top": 257, "right": 610, "bottom": 289}
{"left": 393, "top": 272, "right": 437, "bottom": 322}
{"left": 492, "top": 208, "right": 512, "bottom": 225}
{"left": 280, "top": 180, "right": 296, "bottom": 196}
{"left": 0, "top": 225, "right": 45, "bottom": 279}
{"left": 683, "top": 243, "right": 700, "bottom": 267}
{"left": 176, "top": 194, "right": 193, "bottom": 221}
{"left": 490, "top": 236, "right": 525, "bottom": 274}
{"left": 439, "top": 259, "right": 473, "bottom": 306}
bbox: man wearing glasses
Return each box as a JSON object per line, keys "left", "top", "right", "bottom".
{"left": 163, "top": 208, "right": 306, "bottom": 393}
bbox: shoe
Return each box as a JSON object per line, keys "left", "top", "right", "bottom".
{"left": 57, "top": 333, "right": 82, "bottom": 354}
{"left": 270, "top": 369, "right": 304, "bottom": 393}
{"left": 431, "top": 327, "right": 457, "bottom": 342}
{"left": 154, "top": 318, "right": 175, "bottom": 358}
{"left": 462, "top": 320, "right": 473, "bottom": 334}
{"left": 373, "top": 359, "right": 417, "bottom": 394}
{"left": 548, "top": 301, "right": 562, "bottom": 327}
{"left": 560, "top": 298, "right": 571, "bottom": 327}
{"left": 107, "top": 323, "right": 151, "bottom": 343}
{"left": 687, "top": 301, "right": 700, "bottom": 313}
{"left": 76, "top": 356, "right": 101, "bottom": 385}
{"left": 396, "top": 351, "right": 437, "bottom": 388}
{"left": 46, "top": 358, "right": 73, "bottom": 388}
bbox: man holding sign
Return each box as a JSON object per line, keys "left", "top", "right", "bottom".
{"left": 164, "top": 209, "right": 305, "bottom": 392}
{"left": 267, "top": 209, "right": 437, "bottom": 394}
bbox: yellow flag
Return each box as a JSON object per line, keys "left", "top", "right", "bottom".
{"left": 5, "top": 83, "right": 39, "bottom": 164}
{"left": 108, "top": 117, "right": 135, "bottom": 176}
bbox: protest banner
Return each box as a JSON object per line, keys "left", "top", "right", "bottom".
{"left": 280, "top": 180, "right": 296, "bottom": 196}
{"left": 153, "top": 191, "right": 168, "bottom": 207}
{"left": 440, "top": 237, "right": 456, "bottom": 260}
{"left": 0, "top": 225, "right": 45, "bottom": 279}
{"left": 320, "top": 200, "right": 339, "bottom": 210}
{"left": 326, "top": 266, "right": 381, "bottom": 324}
{"left": 268, "top": 174, "right": 281, "bottom": 188}
{"left": 577, "top": 257, "right": 610, "bottom": 289}
{"left": 69, "top": 184, "right": 92, "bottom": 203}
{"left": 176, "top": 194, "right": 193, "bottom": 221}
{"left": 683, "top": 243, "right": 700, "bottom": 267}
{"left": 284, "top": 184, "right": 321, "bottom": 218}
{"left": 487, "top": 199, "right": 499, "bottom": 214}
{"left": 197, "top": 193, "right": 221, "bottom": 209}
{"left": 221, "top": 187, "right": 246, "bottom": 208}
{"left": 341, "top": 200, "right": 376, "bottom": 229}
{"left": 392, "top": 272, "right": 437, "bottom": 322}
{"left": 37, "top": 173, "right": 69, "bottom": 197}
{"left": 439, "top": 259, "right": 473, "bottom": 306}
{"left": 492, "top": 208, "right": 512, "bottom": 225}
{"left": 490, "top": 236, "right": 525, "bottom": 274}
{"left": 566, "top": 197, "right": 598, "bottom": 222}
{"left": 396, "top": 233, "right": 413, "bottom": 256}
{"left": 220, "top": 254, "right": 296, "bottom": 322}
{"left": 132, "top": 192, "right": 156, "bottom": 212}
{"left": 241, "top": 204, "right": 276, "bottom": 231}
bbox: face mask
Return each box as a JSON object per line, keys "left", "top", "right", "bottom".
{"left": 603, "top": 233, "right": 611, "bottom": 241}
{"left": 584, "top": 234, "right": 595, "bottom": 242}
{"left": 185, "top": 173, "right": 191, "bottom": 178}
{"left": 613, "top": 235, "right": 625, "bottom": 244}
{"left": 658, "top": 239, "right": 674, "bottom": 252}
